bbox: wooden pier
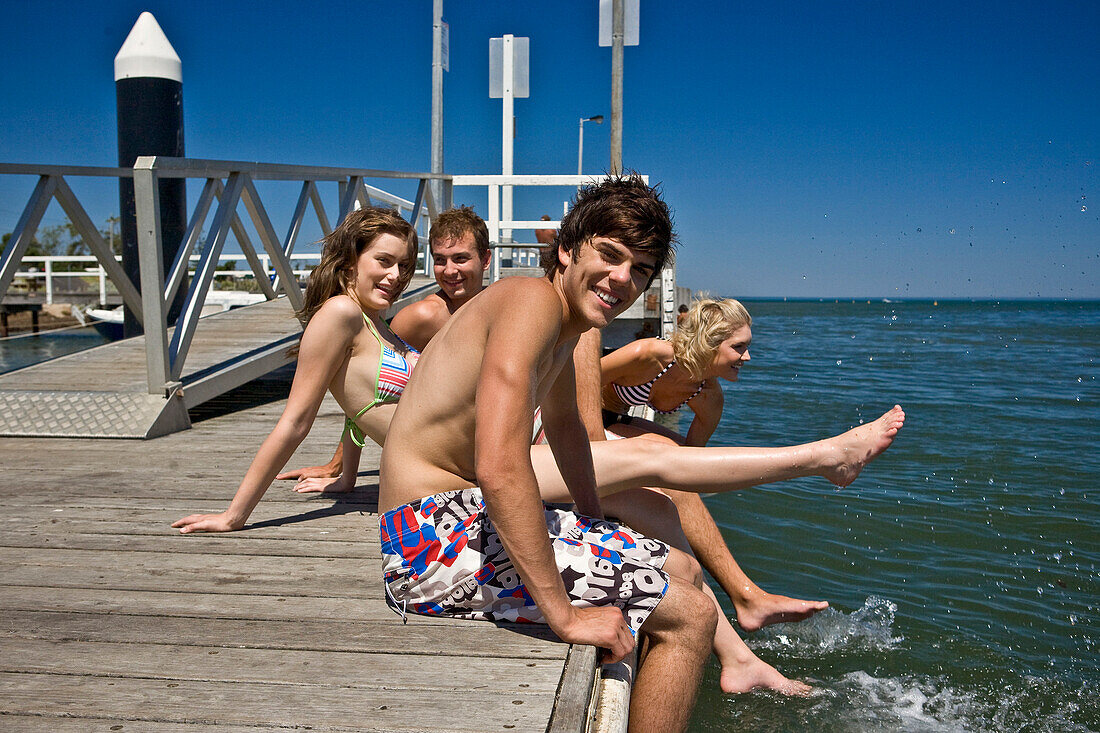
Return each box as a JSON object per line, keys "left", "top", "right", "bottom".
{"left": 0, "top": 366, "right": 598, "bottom": 731}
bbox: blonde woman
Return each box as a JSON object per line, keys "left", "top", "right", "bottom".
{"left": 602, "top": 297, "right": 752, "bottom": 446}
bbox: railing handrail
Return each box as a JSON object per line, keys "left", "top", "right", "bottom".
{"left": 129, "top": 157, "right": 450, "bottom": 182}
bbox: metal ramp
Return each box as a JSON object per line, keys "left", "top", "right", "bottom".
{"left": 0, "top": 281, "right": 435, "bottom": 439}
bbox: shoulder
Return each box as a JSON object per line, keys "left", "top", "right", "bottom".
{"left": 481, "top": 277, "right": 560, "bottom": 317}
{"left": 307, "top": 295, "right": 363, "bottom": 334}
{"left": 391, "top": 294, "right": 447, "bottom": 328}
{"left": 391, "top": 295, "right": 449, "bottom": 350}
{"left": 608, "top": 337, "right": 668, "bottom": 365}
{"left": 400, "top": 293, "right": 448, "bottom": 319}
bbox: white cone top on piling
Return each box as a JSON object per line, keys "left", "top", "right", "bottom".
{"left": 114, "top": 12, "right": 181, "bottom": 82}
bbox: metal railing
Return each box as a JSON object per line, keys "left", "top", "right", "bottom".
{"left": 1, "top": 159, "right": 446, "bottom": 396}
{"left": 1, "top": 163, "right": 678, "bottom": 395}
{"left": 2, "top": 253, "right": 331, "bottom": 306}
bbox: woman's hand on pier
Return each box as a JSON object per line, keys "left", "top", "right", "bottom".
{"left": 292, "top": 475, "right": 354, "bottom": 494}
{"left": 171, "top": 512, "right": 243, "bottom": 534}
{"left": 276, "top": 462, "right": 342, "bottom": 481}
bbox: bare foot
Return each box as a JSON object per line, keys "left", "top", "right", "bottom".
{"left": 719, "top": 653, "right": 812, "bottom": 696}
{"left": 819, "top": 405, "right": 905, "bottom": 488}
{"left": 735, "top": 589, "right": 829, "bottom": 632}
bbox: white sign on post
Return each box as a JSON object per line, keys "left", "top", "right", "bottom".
{"left": 489, "top": 36, "right": 530, "bottom": 98}
{"left": 598, "top": 0, "right": 640, "bottom": 46}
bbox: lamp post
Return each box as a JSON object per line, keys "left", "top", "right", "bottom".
{"left": 577, "top": 115, "right": 604, "bottom": 176}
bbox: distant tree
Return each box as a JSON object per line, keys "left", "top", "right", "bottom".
{"left": 1, "top": 217, "right": 121, "bottom": 265}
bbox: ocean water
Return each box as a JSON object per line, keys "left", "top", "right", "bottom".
{"left": 685, "top": 300, "right": 1098, "bottom": 732}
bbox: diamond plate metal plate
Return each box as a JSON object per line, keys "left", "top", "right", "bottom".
{"left": 0, "top": 390, "right": 190, "bottom": 439}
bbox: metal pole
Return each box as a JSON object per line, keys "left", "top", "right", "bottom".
{"left": 430, "top": 0, "right": 444, "bottom": 211}
{"left": 502, "top": 34, "right": 514, "bottom": 258}
{"left": 578, "top": 118, "right": 584, "bottom": 176}
{"left": 610, "top": 0, "right": 624, "bottom": 175}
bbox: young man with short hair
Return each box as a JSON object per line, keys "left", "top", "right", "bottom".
{"left": 379, "top": 177, "right": 714, "bottom": 732}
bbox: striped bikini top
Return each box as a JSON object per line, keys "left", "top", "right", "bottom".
{"left": 345, "top": 314, "right": 418, "bottom": 447}
{"left": 610, "top": 359, "right": 705, "bottom": 415}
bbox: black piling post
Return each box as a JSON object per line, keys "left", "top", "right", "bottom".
{"left": 115, "top": 11, "right": 187, "bottom": 337}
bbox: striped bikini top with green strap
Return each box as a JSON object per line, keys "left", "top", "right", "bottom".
{"left": 344, "top": 314, "right": 418, "bottom": 447}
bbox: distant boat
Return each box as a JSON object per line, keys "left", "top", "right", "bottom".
{"left": 82, "top": 292, "right": 268, "bottom": 342}
{"left": 84, "top": 306, "right": 124, "bottom": 340}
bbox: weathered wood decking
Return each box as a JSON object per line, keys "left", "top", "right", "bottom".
{"left": 0, "top": 367, "right": 597, "bottom": 731}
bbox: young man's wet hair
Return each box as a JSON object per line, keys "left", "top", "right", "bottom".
{"left": 429, "top": 205, "right": 490, "bottom": 257}
{"left": 542, "top": 173, "right": 676, "bottom": 288}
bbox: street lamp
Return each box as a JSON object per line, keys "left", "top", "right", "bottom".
{"left": 577, "top": 115, "right": 604, "bottom": 176}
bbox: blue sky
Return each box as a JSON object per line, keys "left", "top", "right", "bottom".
{"left": 2, "top": 1, "right": 1096, "bottom": 298}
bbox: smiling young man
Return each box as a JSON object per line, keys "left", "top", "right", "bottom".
{"left": 379, "top": 176, "right": 715, "bottom": 733}
{"left": 388, "top": 205, "right": 491, "bottom": 351}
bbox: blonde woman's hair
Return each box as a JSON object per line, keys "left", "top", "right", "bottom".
{"left": 671, "top": 298, "right": 752, "bottom": 380}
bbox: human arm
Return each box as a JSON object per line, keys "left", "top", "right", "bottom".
{"left": 683, "top": 380, "right": 724, "bottom": 447}
{"left": 572, "top": 328, "right": 606, "bottom": 442}
{"left": 540, "top": 352, "right": 603, "bottom": 518}
{"left": 292, "top": 429, "right": 362, "bottom": 493}
{"left": 172, "top": 300, "right": 358, "bottom": 533}
{"left": 475, "top": 288, "right": 632, "bottom": 660}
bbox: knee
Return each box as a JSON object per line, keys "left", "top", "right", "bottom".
{"left": 664, "top": 547, "right": 703, "bottom": 589}
{"left": 679, "top": 584, "right": 718, "bottom": 642}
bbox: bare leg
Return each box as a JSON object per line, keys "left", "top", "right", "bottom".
{"left": 664, "top": 489, "right": 828, "bottom": 631}
{"left": 532, "top": 406, "right": 906, "bottom": 501}
{"left": 630, "top": 575, "right": 715, "bottom": 733}
{"left": 607, "top": 423, "right": 830, "bottom": 630}
{"left": 603, "top": 492, "right": 810, "bottom": 695}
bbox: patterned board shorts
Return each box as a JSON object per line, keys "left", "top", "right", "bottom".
{"left": 379, "top": 487, "right": 670, "bottom": 637}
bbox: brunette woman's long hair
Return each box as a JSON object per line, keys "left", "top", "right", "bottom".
{"left": 298, "top": 207, "right": 418, "bottom": 325}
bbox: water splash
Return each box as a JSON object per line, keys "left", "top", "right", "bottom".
{"left": 753, "top": 596, "right": 902, "bottom": 655}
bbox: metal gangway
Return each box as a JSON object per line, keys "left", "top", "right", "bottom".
{"left": 0, "top": 160, "right": 676, "bottom": 439}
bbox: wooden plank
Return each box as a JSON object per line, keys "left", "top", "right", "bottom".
{"left": 0, "top": 529, "right": 379, "bottom": 558}
{"left": 0, "top": 715, "right": 272, "bottom": 732}
{"left": 0, "top": 555, "right": 387, "bottom": 600}
{"left": 547, "top": 644, "right": 599, "bottom": 733}
{"left": 0, "top": 672, "right": 553, "bottom": 732}
{"left": 0, "top": 609, "right": 566, "bottom": 659}
{"left": 1, "top": 638, "right": 564, "bottom": 694}
{"left": 0, "top": 587, "right": 566, "bottom": 646}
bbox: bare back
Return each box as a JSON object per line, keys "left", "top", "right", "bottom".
{"left": 379, "top": 278, "right": 573, "bottom": 512}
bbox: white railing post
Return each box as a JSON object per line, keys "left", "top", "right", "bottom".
{"left": 99, "top": 266, "right": 107, "bottom": 304}
{"left": 44, "top": 259, "right": 53, "bottom": 304}
{"left": 488, "top": 184, "right": 501, "bottom": 282}
{"left": 133, "top": 156, "right": 173, "bottom": 396}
